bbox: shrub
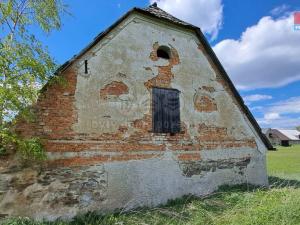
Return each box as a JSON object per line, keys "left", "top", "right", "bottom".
{"left": 0, "top": 128, "right": 46, "bottom": 161}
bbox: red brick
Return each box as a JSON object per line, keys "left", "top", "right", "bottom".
{"left": 100, "top": 81, "right": 129, "bottom": 100}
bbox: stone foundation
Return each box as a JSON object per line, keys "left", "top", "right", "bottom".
{"left": 0, "top": 149, "right": 268, "bottom": 221}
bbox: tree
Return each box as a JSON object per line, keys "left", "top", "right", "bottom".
{"left": 296, "top": 126, "right": 300, "bottom": 132}
{"left": 0, "top": 0, "right": 67, "bottom": 159}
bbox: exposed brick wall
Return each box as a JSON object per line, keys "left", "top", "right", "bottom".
{"left": 15, "top": 68, "right": 78, "bottom": 140}
{"left": 45, "top": 142, "right": 166, "bottom": 153}
{"left": 194, "top": 95, "right": 218, "bottom": 112}
{"left": 100, "top": 81, "right": 129, "bottom": 100}
{"left": 197, "top": 43, "right": 245, "bottom": 113}
{"left": 198, "top": 123, "right": 257, "bottom": 150}
{"left": 201, "top": 86, "right": 215, "bottom": 93}
{"left": 177, "top": 153, "right": 201, "bottom": 161}
{"left": 144, "top": 42, "right": 180, "bottom": 89}
{"left": 15, "top": 117, "right": 38, "bottom": 139}
{"left": 14, "top": 43, "right": 259, "bottom": 168}
{"left": 48, "top": 153, "right": 161, "bottom": 167}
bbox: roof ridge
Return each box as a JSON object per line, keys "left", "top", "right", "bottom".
{"left": 142, "top": 4, "right": 193, "bottom": 27}
{"left": 150, "top": 2, "right": 158, "bottom": 8}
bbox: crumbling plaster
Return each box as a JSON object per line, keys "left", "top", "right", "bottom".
{"left": 72, "top": 13, "right": 264, "bottom": 148}
{"left": 0, "top": 12, "right": 268, "bottom": 221}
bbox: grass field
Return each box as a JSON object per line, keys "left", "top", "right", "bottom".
{"left": 3, "top": 145, "right": 300, "bottom": 225}
{"left": 268, "top": 145, "right": 300, "bottom": 180}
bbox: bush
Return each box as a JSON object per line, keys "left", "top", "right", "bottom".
{"left": 17, "top": 137, "right": 46, "bottom": 161}
{"left": 0, "top": 128, "right": 46, "bottom": 160}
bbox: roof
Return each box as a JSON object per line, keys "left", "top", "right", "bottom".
{"left": 277, "top": 129, "right": 300, "bottom": 140}
{"left": 269, "top": 129, "right": 290, "bottom": 140}
{"left": 50, "top": 4, "right": 273, "bottom": 150}
{"left": 143, "top": 4, "right": 191, "bottom": 26}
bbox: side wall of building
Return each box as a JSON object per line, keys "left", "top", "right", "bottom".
{"left": 265, "top": 130, "right": 281, "bottom": 146}
{"left": 289, "top": 140, "right": 300, "bottom": 145}
{"left": 0, "top": 13, "right": 268, "bottom": 221}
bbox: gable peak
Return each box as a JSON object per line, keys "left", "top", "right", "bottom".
{"left": 151, "top": 2, "right": 158, "bottom": 8}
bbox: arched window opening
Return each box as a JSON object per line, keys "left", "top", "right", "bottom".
{"left": 157, "top": 46, "right": 171, "bottom": 59}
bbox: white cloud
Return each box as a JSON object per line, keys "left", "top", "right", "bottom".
{"left": 213, "top": 14, "right": 300, "bottom": 90}
{"left": 243, "top": 94, "right": 272, "bottom": 103}
{"left": 256, "top": 96, "right": 300, "bottom": 128}
{"left": 258, "top": 116, "right": 300, "bottom": 129}
{"left": 264, "top": 112, "right": 280, "bottom": 120}
{"left": 268, "top": 97, "right": 300, "bottom": 115}
{"left": 150, "top": 0, "right": 223, "bottom": 39}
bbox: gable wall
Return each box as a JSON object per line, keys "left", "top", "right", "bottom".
{"left": 42, "top": 13, "right": 265, "bottom": 165}
{"left": 2, "top": 13, "right": 268, "bottom": 220}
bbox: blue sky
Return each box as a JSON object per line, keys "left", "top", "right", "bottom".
{"left": 35, "top": 0, "right": 300, "bottom": 129}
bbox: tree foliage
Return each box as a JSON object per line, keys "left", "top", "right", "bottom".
{"left": 296, "top": 126, "right": 300, "bottom": 132}
{"left": 0, "top": 0, "right": 67, "bottom": 159}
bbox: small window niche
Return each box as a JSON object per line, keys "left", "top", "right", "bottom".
{"left": 157, "top": 46, "right": 171, "bottom": 60}
{"left": 152, "top": 87, "right": 180, "bottom": 134}
{"left": 83, "top": 59, "right": 89, "bottom": 75}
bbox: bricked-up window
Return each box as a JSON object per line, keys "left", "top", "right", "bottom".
{"left": 152, "top": 87, "right": 180, "bottom": 134}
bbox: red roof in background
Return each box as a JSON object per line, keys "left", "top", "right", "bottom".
{"left": 294, "top": 12, "right": 300, "bottom": 24}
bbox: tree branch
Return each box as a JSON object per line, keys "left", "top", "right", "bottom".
{"left": 0, "top": 5, "right": 14, "bottom": 33}
{"left": 11, "top": 0, "right": 29, "bottom": 36}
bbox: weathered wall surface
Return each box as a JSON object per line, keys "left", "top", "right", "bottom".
{"left": 0, "top": 12, "right": 268, "bottom": 221}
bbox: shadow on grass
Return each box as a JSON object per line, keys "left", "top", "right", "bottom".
{"left": 3, "top": 176, "right": 300, "bottom": 225}
{"left": 268, "top": 176, "right": 300, "bottom": 189}
{"left": 71, "top": 184, "right": 265, "bottom": 223}
{"left": 66, "top": 178, "right": 300, "bottom": 225}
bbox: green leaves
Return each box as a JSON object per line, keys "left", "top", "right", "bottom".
{"left": 0, "top": 36, "right": 55, "bottom": 122}
{"left": 17, "top": 137, "right": 46, "bottom": 160}
{"left": 28, "top": 0, "right": 68, "bottom": 33}
{"left": 0, "top": 127, "right": 46, "bottom": 160}
{"left": 0, "top": 0, "right": 67, "bottom": 159}
{"left": 0, "top": 0, "right": 68, "bottom": 36}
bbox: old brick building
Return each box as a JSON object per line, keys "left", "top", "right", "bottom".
{"left": 0, "top": 4, "right": 272, "bottom": 221}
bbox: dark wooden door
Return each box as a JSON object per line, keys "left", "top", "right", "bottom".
{"left": 152, "top": 88, "right": 180, "bottom": 133}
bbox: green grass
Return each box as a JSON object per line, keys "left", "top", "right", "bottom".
{"left": 267, "top": 145, "right": 300, "bottom": 180}
{"left": 3, "top": 145, "right": 300, "bottom": 225}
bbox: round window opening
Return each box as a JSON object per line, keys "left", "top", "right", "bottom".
{"left": 157, "top": 46, "right": 171, "bottom": 59}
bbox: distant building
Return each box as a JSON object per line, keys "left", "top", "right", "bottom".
{"left": 264, "top": 129, "right": 300, "bottom": 146}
